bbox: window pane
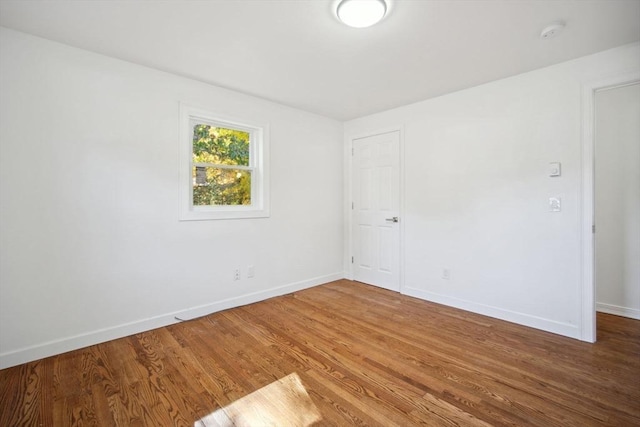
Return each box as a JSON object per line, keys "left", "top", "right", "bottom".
{"left": 192, "top": 124, "right": 249, "bottom": 166}
{"left": 192, "top": 167, "right": 252, "bottom": 206}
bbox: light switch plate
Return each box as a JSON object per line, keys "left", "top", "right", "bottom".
{"left": 549, "top": 162, "right": 561, "bottom": 177}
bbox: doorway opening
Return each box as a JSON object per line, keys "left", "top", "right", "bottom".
{"left": 594, "top": 83, "right": 640, "bottom": 324}
{"left": 581, "top": 72, "right": 640, "bottom": 342}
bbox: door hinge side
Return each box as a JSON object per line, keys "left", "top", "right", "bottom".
{"left": 351, "top": 256, "right": 354, "bottom": 264}
{"left": 592, "top": 224, "right": 596, "bottom": 233}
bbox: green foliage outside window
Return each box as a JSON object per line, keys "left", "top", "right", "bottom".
{"left": 192, "top": 124, "right": 251, "bottom": 206}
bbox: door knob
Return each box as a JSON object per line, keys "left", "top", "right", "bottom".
{"left": 385, "top": 217, "right": 399, "bottom": 223}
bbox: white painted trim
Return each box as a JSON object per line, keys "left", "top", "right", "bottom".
{"left": 398, "top": 126, "right": 406, "bottom": 293}
{"left": 580, "top": 71, "right": 640, "bottom": 343}
{"left": 404, "top": 287, "right": 581, "bottom": 339}
{"left": 343, "top": 131, "right": 354, "bottom": 279}
{"left": 0, "top": 272, "right": 343, "bottom": 370}
{"left": 345, "top": 126, "right": 405, "bottom": 290}
{"left": 596, "top": 303, "right": 640, "bottom": 320}
{"left": 580, "top": 81, "right": 596, "bottom": 343}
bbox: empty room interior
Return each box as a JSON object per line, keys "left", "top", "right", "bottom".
{"left": 1, "top": 0, "right": 639, "bottom": 425}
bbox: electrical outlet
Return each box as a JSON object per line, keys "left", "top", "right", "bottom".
{"left": 442, "top": 269, "right": 451, "bottom": 280}
{"left": 247, "top": 265, "right": 254, "bottom": 278}
{"left": 234, "top": 269, "right": 241, "bottom": 281}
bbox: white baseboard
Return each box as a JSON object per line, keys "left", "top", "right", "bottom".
{"left": 0, "top": 272, "right": 344, "bottom": 370}
{"left": 596, "top": 302, "right": 640, "bottom": 320}
{"left": 402, "top": 287, "right": 581, "bottom": 340}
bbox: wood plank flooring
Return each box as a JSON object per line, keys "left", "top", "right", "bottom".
{"left": 1, "top": 280, "right": 639, "bottom": 426}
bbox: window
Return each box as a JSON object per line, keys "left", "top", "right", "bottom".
{"left": 179, "top": 104, "right": 269, "bottom": 220}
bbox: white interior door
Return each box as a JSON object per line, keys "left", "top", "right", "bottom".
{"left": 352, "top": 131, "right": 400, "bottom": 291}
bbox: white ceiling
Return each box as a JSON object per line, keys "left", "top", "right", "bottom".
{"left": 1, "top": 0, "right": 639, "bottom": 120}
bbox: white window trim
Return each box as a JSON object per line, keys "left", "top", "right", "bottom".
{"left": 179, "top": 103, "right": 270, "bottom": 220}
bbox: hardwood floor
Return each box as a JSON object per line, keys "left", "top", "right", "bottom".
{"left": 1, "top": 280, "right": 639, "bottom": 426}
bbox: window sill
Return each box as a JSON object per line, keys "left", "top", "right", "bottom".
{"left": 179, "top": 206, "right": 270, "bottom": 221}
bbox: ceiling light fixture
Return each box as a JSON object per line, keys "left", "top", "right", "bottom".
{"left": 337, "top": 0, "right": 387, "bottom": 28}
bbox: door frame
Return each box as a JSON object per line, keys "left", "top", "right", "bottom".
{"left": 345, "top": 126, "right": 405, "bottom": 292}
{"left": 580, "top": 71, "right": 640, "bottom": 342}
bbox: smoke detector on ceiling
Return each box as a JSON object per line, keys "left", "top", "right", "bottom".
{"left": 540, "top": 22, "right": 565, "bottom": 39}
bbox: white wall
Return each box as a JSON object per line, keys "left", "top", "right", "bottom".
{"left": 595, "top": 83, "right": 640, "bottom": 319}
{"left": 0, "top": 28, "right": 344, "bottom": 369}
{"left": 345, "top": 42, "right": 640, "bottom": 340}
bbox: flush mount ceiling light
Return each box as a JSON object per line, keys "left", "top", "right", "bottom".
{"left": 337, "top": 0, "right": 387, "bottom": 28}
